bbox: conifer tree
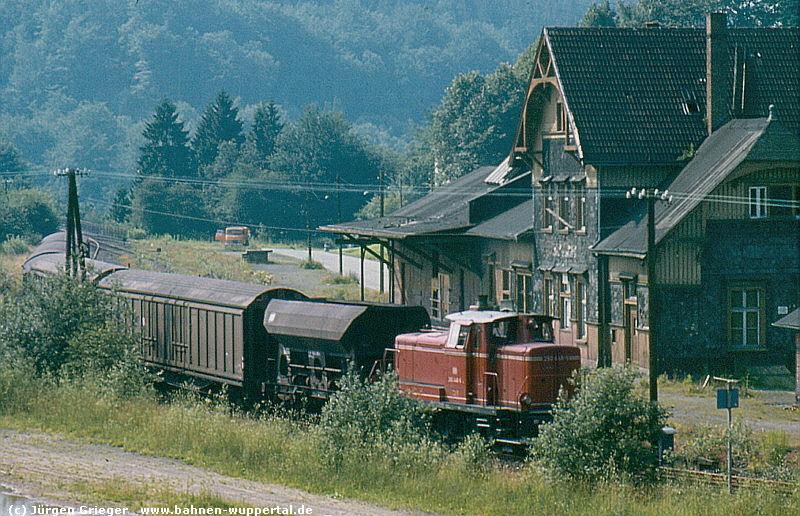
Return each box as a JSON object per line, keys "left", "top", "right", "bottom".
{"left": 247, "top": 101, "right": 283, "bottom": 163}
{"left": 192, "top": 90, "right": 244, "bottom": 171}
{"left": 137, "top": 100, "right": 193, "bottom": 178}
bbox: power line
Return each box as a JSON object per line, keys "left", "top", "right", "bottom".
{"left": 13, "top": 163, "right": 798, "bottom": 210}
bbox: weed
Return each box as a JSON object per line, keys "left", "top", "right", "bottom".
{"left": 298, "top": 259, "right": 325, "bottom": 270}
{"left": 321, "top": 272, "right": 358, "bottom": 285}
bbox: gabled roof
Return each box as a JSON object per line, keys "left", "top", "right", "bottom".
{"left": 542, "top": 26, "right": 800, "bottom": 165}
{"left": 321, "top": 166, "right": 531, "bottom": 240}
{"left": 321, "top": 166, "right": 495, "bottom": 238}
{"left": 593, "top": 117, "right": 800, "bottom": 256}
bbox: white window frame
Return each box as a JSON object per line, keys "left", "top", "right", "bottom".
{"left": 729, "top": 285, "right": 764, "bottom": 350}
{"left": 749, "top": 186, "right": 767, "bottom": 219}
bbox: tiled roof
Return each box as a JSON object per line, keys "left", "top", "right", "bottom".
{"left": 592, "top": 117, "right": 800, "bottom": 256}
{"left": 320, "top": 166, "right": 496, "bottom": 238}
{"left": 545, "top": 26, "right": 800, "bottom": 165}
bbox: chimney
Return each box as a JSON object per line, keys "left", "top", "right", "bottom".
{"left": 706, "top": 12, "right": 731, "bottom": 135}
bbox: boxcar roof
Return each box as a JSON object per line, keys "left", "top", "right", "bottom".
{"left": 27, "top": 231, "right": 68, "bottom": 259}
{"left": 99, "top": 268, "right": 305, "bottom": 309}
{"left": 23, "top": 253, "right": 125, "bottom": 281}
{"left": 265, "top": 299, "right": 368, "bottom": 341}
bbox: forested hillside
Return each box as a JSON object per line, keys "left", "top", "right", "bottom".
{"left": 0, "top": 0, "right": 593, "bottom": 184}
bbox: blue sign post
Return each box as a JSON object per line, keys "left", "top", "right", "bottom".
{"left": 714, "top": 377, "right": 740, "bottom": 494}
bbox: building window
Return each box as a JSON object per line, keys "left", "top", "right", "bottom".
{"left": 559, "top": 274, "right": 571, "bottom": 329}
{"left": 574, "top": 182, "right": 586, "bottom": 232}
{"left": 431, "top": 273, "right": 449, "bottom": 319}
{"left": 575, "top": 279, "right": 586, "bottom": 340}
{"left": 516, "top": 273, "right": 533, "bottom": 312}
{"left": 621, "top": 276, "right": 637, "bottom": 300}
{"left": 543, "top": 276, "right": 553, "bottom": 316}
{"left": 555, "top": 102, "right": 565, "bottom": 132}
{"left": 430, "top": 280, "right": 440, "bottom": 319}
{"left": 771, "top": 185, "right": 800, "bottom": 219}
{"left": 501, "top": 270, "right": 512, "bottom": 302}
{"left": 542, "top": 184, "right": 554, "bottom": 230}
{"left": 749, "top": 186, "right": 767, "bottom": 219}
{"left": 729, "top": 285, "right": 764, "bottom": 349}
{"left": 558, "top": 183, "right": 571, "bottom": 231}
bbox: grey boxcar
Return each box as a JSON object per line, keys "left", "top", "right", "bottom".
{"left": 99, "top": 269, "right": 307, "bottom": 396}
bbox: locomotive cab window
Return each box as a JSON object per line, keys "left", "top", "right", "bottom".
{"left": 446, "top": 323, "right": 471, "bottom": 349}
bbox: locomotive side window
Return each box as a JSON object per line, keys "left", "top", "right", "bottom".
{"left": 446, "top": 323, "right": 471, "bottom": 349}
{"left": 456, "top": 325, "right": 470, "bottom": 349}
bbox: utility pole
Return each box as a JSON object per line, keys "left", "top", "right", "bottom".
{"left": 626, "top": 187, "right": 672, "bottom": 402}
{"left": 379, "top": 168, "right": 385, "bottom": 296}
{"left": 337, "top": 176, "right": 343, "bottom": 275}
{"left": 305, "top": 184, "right": 312, "bottom": 263}
{"left": 55, "top": 168, "right": 89, "bottom": 278}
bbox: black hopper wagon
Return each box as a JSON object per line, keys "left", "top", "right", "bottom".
{"left": 264, "top": 299, "right": 430, "bottom": 405}
{"left": 97, "top": 268, "right": 307, "bottom": 399}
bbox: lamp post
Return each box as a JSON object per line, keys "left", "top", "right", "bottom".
{"left": 626, "top": 187, "right": 672, "bottom": 402}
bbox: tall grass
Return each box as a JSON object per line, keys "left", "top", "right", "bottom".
{"left": 0, "top": 365, "right": 796, "bottom": 515}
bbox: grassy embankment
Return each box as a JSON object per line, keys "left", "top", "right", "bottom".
{"left": 0, "top": 375, "right": 797, "bottom": 515}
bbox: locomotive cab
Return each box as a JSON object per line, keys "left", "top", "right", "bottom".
{"left": 395, "top": 310, "right": 581, "bottom": 443}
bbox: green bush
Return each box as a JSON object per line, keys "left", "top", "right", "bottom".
{"left": 0, "top": 235, "right": 30, "bottom": 255}
{"left": 529, "top": 366, "right": 668, "bottom": 482}
{"left": 318, "top": 369, "right": 443, "bottom": 473}
{"left": 299, "top": 259, "right": 325, "bottom": 270}
{"left": 0, "top": 188, "right": 58, "bottom": 242}
{"left": 0, "top": 273, "right": 146, "bottom": 393}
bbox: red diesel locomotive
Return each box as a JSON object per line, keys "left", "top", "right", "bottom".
{"left": 395, "top": 310, "right": 581, "bottom": 445}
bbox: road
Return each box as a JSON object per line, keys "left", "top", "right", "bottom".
{"left": 271, "top": 247, "right": 390, "bottom": 293}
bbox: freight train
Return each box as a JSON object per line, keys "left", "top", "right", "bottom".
{"left": 23, "top": 232, "right": 580, "bottom": 442}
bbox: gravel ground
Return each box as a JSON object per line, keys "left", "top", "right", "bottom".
{"left": 0, "top": 429, "right": 427, "bottom": 516}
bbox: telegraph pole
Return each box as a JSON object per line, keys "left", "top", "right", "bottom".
{"left": 305, "top": 184, "right": 312, "bottom": 263}
{"left": 626, "top": 187, "right": 672, "bottom": 402}
{"left": 55, "top": 168, "right": 89, "bottom": 278}
{"left": 337, "top": 176, "right": 343, "bottom": 275}
{"left": 379, "top": 168, "right": 385, "bottom": 296}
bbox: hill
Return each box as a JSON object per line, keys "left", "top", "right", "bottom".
{"left": 0, "top": 0, "right": 593, "bottom": 191}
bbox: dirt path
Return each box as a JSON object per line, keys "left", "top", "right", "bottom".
{"left": 0, "top": 429, "right": 427, "bottom": 516}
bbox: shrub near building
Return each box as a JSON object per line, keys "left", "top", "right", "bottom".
{"left": 530, "top": 366, "right": 668, "bottom": 482}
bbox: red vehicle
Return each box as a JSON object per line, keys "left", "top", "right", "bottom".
{"left": 394, "top": 310, "right": 580, "bottom": 445}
